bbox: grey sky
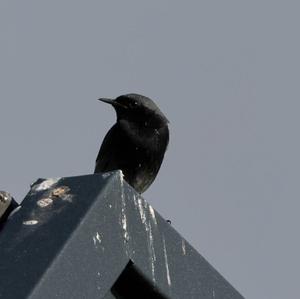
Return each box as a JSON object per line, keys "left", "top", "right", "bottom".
{"left": 1, "top": 1, "right": 299, "bottom": 298}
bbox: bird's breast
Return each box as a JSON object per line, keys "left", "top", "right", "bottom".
{"left": 119, "top": 120, "right": 168, "bottom": 153}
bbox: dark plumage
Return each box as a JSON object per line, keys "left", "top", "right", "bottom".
{"left": 94, "top": 93, "right": 169, "bottom": 193}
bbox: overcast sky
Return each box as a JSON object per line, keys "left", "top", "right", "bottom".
{"left": 1, "top": 1, "right": 300, "bottom": 298}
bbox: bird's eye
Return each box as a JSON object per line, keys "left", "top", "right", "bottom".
{"left": 130, "top": 101, "right": 138, "bottom": 108}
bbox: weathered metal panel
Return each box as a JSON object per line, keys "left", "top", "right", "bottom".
{"left": 0, "top": 171, "right": 244, "bottom": 299}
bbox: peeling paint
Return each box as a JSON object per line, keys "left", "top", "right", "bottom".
{"left": 35, "top": 184, "right": 73, "bottom": 206}
{"left": 23, "top": 220, "right": 38, "bottom": 225}
{"left": 51, "top": 186, "right": 73, "bottom": 202}
{"left": 182, "top": 239, "right": 186, "bottom": 256}
{"left": 37, "top": 197, "right": 53, "bottom": 208}
{"left": 32, "top": 178, "right": 60, "bottom": 192}
{"left": 162, "top": 237, "right": 171, "bottom": 287}
{"left": 51, "top": 186, "right": 70, "bottom": 197}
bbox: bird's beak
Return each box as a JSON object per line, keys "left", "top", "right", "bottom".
{"left": 98, "top": 98, "right": 127, "bottom": 109}
{"left": 98, "top": 98, "right": 115, "bottom": 105}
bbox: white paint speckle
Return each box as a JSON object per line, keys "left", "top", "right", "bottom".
{"left": 109, "top": 204, "right": 112, "bottom": 208}
{"left": 137, "top": 197, "right": 146, "bottom": 224}
{"left": 93, "top": 232, "right": 102, "bottom": 247}
{"left": 121, "top": 199, "right": 129, "bottom": 242}
{"left": 33, "top": 178, "right": 60, "bottom": 191}
{"left": 96, "top": 232, "right": 102, "bottom": 243}
{"left": 37, "top": 197, "right": 53, "bottom": 208}
{"left": 121, "top": 213, "right": 128, "bottom": 236}
{"left": 119, "top": 171, "right": 127, "bottom": 243}
{"left": 148, "top": 223, "right": 156, "bottom": 282}
{"left": 149, "top": 205, "right": 157, "bottom": 225}
{"left": 212, "top": 289, "right": 216, "bottom": 298}
{"left": 119, "top": 178, "right": 129, "bottom": 243}
{"left": 134, "top": 197, "right": 157, "bottom": 283}
{"left": 23, "top": 220, "right": 38, "bottom": 225}
{"left": 163, "top": 237, "right": 171, "bottom": 287}
{"left": 133, "top": 195, "right": 137, "bottom": 206}
{"left": 118, "top": 170, "right": 124, "bottom": 186}
{"left": 182, "top": 239, "right": 186, "bottom": 256}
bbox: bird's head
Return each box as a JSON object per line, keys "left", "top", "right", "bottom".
{"left": 98, "top": 93, "right": 169, "bottom": 128}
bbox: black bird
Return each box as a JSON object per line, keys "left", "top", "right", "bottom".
{"left": 94, "top": 93, "right": 169, "bottom": 193}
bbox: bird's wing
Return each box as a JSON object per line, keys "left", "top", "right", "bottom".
{"left": 94, "top": 124, "right": 120, "bottom": 173}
